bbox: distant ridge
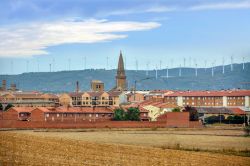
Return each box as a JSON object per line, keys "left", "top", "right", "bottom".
{"left": 0, "top": 63, "right": 250, "bottom": 92}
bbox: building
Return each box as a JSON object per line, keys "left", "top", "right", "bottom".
{"left": 2, "top": 107, "right": 114, "bottom": 122}
{"left": 0, "top": 92, "right": 59, "bottom": 107}
{"left": 115, "top": 51, "right": 127, "bottom": 91}
{"left": 164, "top": 90, "right": 250, "bottom": 109}
{"left": 0, "top": 80, "right": 6, "bottom": 91}
{"left": 58, "top": 91, "right": 127, "bottom": 107}
{"left": 91, "top": 80, "right": 104, "bottom": 92}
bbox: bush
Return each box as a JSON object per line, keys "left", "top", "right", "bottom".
{"left": 113, "top": 109, "right": 125, "bottom": 121}
{"left": 172, "top": 108, "right": 180, "bottom": 112}
{"left": 125, "top": 107, "right": 140, "bottom": 121}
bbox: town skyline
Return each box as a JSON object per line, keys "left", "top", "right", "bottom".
{"left": 0, "top": 0, "right": 250, "bottom": 74}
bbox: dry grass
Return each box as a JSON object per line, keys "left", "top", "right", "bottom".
{"left": 14, "top": 128, "right": 250, "bottom": 152}
{"left": 0, "top": 131, "right": 250, "bottom": 166}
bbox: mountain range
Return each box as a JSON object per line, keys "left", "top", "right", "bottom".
{"left": 0, "top": 63, "right": 249, "bottom": 92}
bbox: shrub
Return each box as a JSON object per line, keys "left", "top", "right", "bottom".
{"left": 125, "top": 107, "right": 140, "bottom": 121}
{"left": 172, "top": 108, "right": 180, "bottom": 112}
{"left": 113, "top": 108, "right": 125, "bottom": 121}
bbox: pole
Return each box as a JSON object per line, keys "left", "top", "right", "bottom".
{"left": 134, "top": 80, "right": 137, "bottom": 101}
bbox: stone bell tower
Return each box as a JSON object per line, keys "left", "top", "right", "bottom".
{"left": 116, "top": 51, "right": 127, "bottom": 91}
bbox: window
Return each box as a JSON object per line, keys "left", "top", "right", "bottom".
{"left": 102, "top": 97, "right": 105, "bottom": 100}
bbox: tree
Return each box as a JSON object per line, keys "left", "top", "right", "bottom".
{"left": 0, "top": 103, "right": 3, "bottom": 111}
{"left": 4, "top": 103, "right": 13, "bottom": 111}
{"left": 113, "top": 108, "right": 125, "bottom": 121}
{"left": 125, "top": 107, "right": 140, "bottom": 121}
{"left": 172, "top": 107, "right": 180, "bottom": 112}
{"left": 183, "top": 106, "right": 198, "bottom": 121}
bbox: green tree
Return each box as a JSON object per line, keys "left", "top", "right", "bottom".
{"left": 172, "top": 107, "right": 180, "bottom": 112}
{"left": 4, "top": 103, "right": 13, "bottom": 111}
{"left": 0, "top": 103, "right": 3, "bottom": 111}
{"left": 113, "top": 108, "right": 125, "bottom": 121}
{"left": 125, "top": 107, "right": 140, "bottom": 121}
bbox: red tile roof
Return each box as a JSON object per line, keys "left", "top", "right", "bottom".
{"left": 164, "top": 90, "right": 250, "bottom": 97}
{"left": 10, "top": 107, "right": 34, "bottom": 113}
{"left": 228, "top": 108, "right": 246, "bottom": 115}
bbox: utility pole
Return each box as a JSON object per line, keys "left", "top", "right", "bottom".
{"left": 84, "top": 56, "right": 86, "bottom": 70}
{"left": 166, "top": 66, "right": 169, "bottom": 79}
{"left": 243, "top": 57, "right": 245, "bottom": 70}
{"left": 146, "top": 62, "right": 149, "bottom": 76}
{"left": 52, "top": 58, "right": 55, "bottom": 72}
{"left": 136, "top": 60, "right": 138, "bottom": 72}
{"left": 179, "top": 64, "right": 182, "bottom": 77}
{"left": 195, "top": 63, "right": 198, "bottom": 77}
{"left": 231, "top": 56, "right": 233, "bottom": 71}
{"left": 11, "top": 60, "right": 13, "bottom": 74}
{"left": 222, "top": 57, "right": 225, "bottom": 74}
{"left": 26, "top": 60, "right": 29, "bottom": 73}
{"left": 106, "top": 56, "right": 109, "bottom": 70}
{"left": 68, "top": 59, "right": 71, "bottom": 71}
{"left": 212, "top": 62, "right": 214, "bottom": 77}
{"left": 155, "top": 65, "right": 158, "bottom": 80}
{"left": 37, "top": 59, "right": 39, "bottom": 72}
{"left": 205, "top": 60, "right": 207, "bottom": 72}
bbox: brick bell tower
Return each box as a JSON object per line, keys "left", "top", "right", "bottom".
{"left": 116, "top": 51, "right": 127, "bottom": 91}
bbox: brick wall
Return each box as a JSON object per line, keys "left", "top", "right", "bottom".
{"left": 1, "top": 109, "right": 19, "bottom": 120}
{"left": 0, "top": 119, "right": 202, "bottom": 129}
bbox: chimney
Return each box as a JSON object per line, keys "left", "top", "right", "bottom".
{"left": 2, "top": 80, "right": 6, "bottom": 91}
{"left": 76, "top": 81, "right": 79, "bottom": 93}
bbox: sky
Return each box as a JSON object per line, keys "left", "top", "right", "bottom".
{"left": 0, "top": 0, "right": 250, "bottom": 74}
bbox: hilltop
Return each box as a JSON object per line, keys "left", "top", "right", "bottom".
{"left": 0, "top": 63, "right": 249, "bottom": 92}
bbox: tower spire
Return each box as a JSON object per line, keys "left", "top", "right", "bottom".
{"left": 116, "top": 50, "right": 127, "bottom": 91}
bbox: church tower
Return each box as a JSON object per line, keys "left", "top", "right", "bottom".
{"left": 116, "top": 51, "right": 127, "bottom": 91}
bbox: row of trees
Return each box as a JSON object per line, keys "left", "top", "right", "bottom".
{"left": 113, "top": 107, "right": 140, "bottom": 121}
{"left": 0, "top": 103, "right": 13, "bottom": 112}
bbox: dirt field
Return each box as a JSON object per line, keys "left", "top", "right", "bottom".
{"left": 0, "top": 128, "right": 250, "bottom": 165}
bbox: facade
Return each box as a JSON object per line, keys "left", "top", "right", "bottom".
{"left": 2, "top": 107, "right": 114, "bottom": 122}
{"left": 0, "top": 80, "right": 18, "bottom": 92}
{"left": 115, "top": 51, "right": 127, "bottom": 91}
{"left": 91, "top": 80, "right": 104, "bottom": 92}
{"left": 164, "top": 90, "right": 250, "bottom": 109}
{"left": 0, "top": 92, "right": 59, "bottom": 107}
{"left": 58, "top": 91, "right": 127, "bottom": 107}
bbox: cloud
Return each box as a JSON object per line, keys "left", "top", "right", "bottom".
{"left": 0, "top": 19, "right": 160, "bottom": 57}
{"left": 189, "top": 1, "right": 250, "bottom": 11}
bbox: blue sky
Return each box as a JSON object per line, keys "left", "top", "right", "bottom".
{"left": 0, "top": 0, "right": 250, "bottom": 74}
